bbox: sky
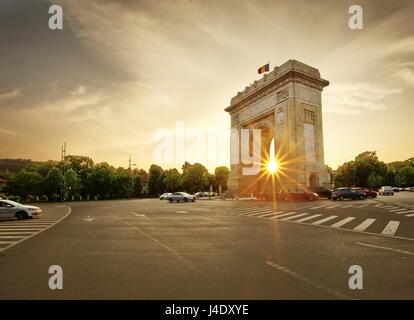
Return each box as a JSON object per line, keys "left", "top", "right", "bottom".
{"left": 0, "top": 0, "right": 413, "bottom": 172}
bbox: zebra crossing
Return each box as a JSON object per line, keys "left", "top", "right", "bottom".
{"left": 0, "top": 218, "right": 62, "bottom": 251}
{"left": 215, "top": 205, "right": 407, "bottom": 237}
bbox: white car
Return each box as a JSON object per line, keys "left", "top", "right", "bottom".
{"left": 0, "top": 200, "right": 42, "bottom": 220}
{"left": 159, "top": 193, "right": 172, "bottom": 200}
{"left": 167, "top": 192, "right": 196, "bottom": 202}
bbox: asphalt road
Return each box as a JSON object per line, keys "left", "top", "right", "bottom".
{"left": 0, "top": 193, "right": 413, "bottom": 300}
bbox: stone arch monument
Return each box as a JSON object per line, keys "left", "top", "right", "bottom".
{"left": 225, "top": 60, "right": 330, "bottom": 197}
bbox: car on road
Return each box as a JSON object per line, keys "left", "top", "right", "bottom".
{"left": 159, "top": 193, "right": 171, "bottom": 200}
{"left": 167, "top": 192, "right": 196, "bottom": 202}
{"left": 406, "top": 187, "right": 414, "bottom": 192}
{"left": 352, "top": 187, "right": 377, "bottom": 198}
{"left": 331, "top": 188, "right": 366, "bottom": 200}
{"left": 279, "top": 189, "right": 319, "bottom": 201}
{"left": 379, "top": 186, "right": 394, "bottom": 196}
{"left": 0, "top": 199, "right": 42, "bottom": 220}
{"left": 308, "top": 186, "right": 332, "bottom": 199}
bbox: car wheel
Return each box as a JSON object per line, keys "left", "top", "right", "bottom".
{"left": 168, "top": 198, "right": 173, "bottom": 203}
{"left": 339, "top": 196, "right": 344, "bottom": 201}
{"left": 308, "top": 196, "right": 315, "bottom": 201}
{"left": 359, "top": 195, "right": 364, "bottom": 200}
{"left": 16, "top": 211, "right": 28, "bottom": 220}
{"left": 184, "top": 198, "right": 189, "bottom": 202}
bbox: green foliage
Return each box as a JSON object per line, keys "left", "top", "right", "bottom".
{"left": 133, "top": 175, "right": 143, "bottom": 196}
{"left": 148, "top": 164, "right": 164, "bottom": 195}
{"left": 214, "top": 166, "right": 230, "bottom": 192}
{"left": 334, "top": 152, "right": 414, "bottom": 188}
{"left": 44, "top": 167, "right": 63, "bottom": 198}
{"left": 113, "top": 168, "right": 134, "bottom": 198}
{"left": 5, "top": 169, "right": 44, "bottom": 198}
{"left": 85, "top": 163, "right": 114, "bottom": 198}
{"left": 181, "top": 163, "right": 209, "bottom": 193}
{"left": 26, "top": 195, "right": 35, "bottom": 202}
{"left": 163, "top": 168, "right": 181, "bottom": 192}
{"left": 40, "top": 195, "right": 48, "bottom": 202}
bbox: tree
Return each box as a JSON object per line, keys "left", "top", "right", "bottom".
{"left": 64, "top": 168, "right": 81, "bottom": 198}
{"left": 133, "top": 175, "right": 143, "bottom": 197}
{"left": 85, "top": 163, "right": 114, "bottom": 199}
{"left": 44, "top": 167, "right": 63, "bottom": 198}
{"left": 148, "top": 164, "right": 164, "bottom": 195}
{"left": 5, "top": 170, "right": 44, "bottom": 198}
{"left": 214, "top": 166, "right": 230, "bottom": 192}
{"left": 113, "top": 168, "right": 134, "bottom": 198}
{"left": 163, "top": 169, "right": 181, "bottom": 192}
{"left": 181, "top": 163, "right": 209, "bottom": 193}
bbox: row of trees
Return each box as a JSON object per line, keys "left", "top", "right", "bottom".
{"left": 1, "top": 156, "right": 231, "bottom": 201}
{"left": 3, "top": 156, "right": 144, "bottom": 201}
{"left": 333, "top": 152, "right": 414, "bottom": 188}
{"left": 148, "top": 162, "right": 230, "bottom": 195}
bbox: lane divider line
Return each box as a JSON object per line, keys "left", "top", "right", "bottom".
{"left": 265, "top": 260, "right": 352, "bottom": 300}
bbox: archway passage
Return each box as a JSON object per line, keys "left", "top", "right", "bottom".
{"left": 257, "top": 126, "right": 274, "bottom": 194}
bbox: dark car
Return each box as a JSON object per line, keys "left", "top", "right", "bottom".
{"left": 352, "top": 187, "right": 377, "bottom": 198}
{"left": 308, "top": 186, "right": 332, "bottom": 199}
{"left": 279, "top": 189, "right": 319, "bottom": 201}
{"left": 332, "top": 188, "right": 366, "bottom": 200}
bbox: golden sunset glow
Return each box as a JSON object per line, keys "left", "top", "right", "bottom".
{"left": 266, "top": 158, "right": 279, "bottom": 174}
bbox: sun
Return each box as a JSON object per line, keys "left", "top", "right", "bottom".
{"left": 266, "top": 158, "right": 279, "bottom": 174}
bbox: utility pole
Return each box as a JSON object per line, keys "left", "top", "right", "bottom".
{"left": 128, "top": 154, "right": 136, "bottom": 171}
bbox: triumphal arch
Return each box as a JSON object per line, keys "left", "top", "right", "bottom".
{"left": 225, "top": 60, "right": 330, "bottom": 197}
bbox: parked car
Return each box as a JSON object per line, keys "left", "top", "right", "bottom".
{"left": 279, "top": 189, "right": 319, "bottom": 201}
{"left": 167, "top": 192, "right": 196, "bottom": 202}
{"left": 0, "top": 200, "right": 42, "bottom": 220}
{"left": 308, "top": 186, "right": 332, "bottom": 199}
{"left": 352, "top": 187, "right": 377, "bottom": 198}
{"left": 379, "top": 186, "right": 394, "bottom": 196}
{"left": 392, "top": 187, "right": 399, "bottom": 192}
{"left": 407, "top": 187, "right": 414, "bottom": 192}
{"left": 332, "top": 188, "right": 366, "bottom": 200}
{"left": 159, "top": 193, "right": 171, "bottom": 200}
{"left": 195, "top": 192, "right": 216, "bottom": 198}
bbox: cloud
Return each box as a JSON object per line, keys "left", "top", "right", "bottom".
{"left": 394, "top": 64, "right": 414, "bottom": 86}
{"left": 324, "top": 83, "right": 402, "bottom": 115}
{"left": 0, "top": 88, "right": 21, "bottom": 103}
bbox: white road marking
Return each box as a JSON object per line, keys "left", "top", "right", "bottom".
{"left": 295, "top": 214, "right": 322, "bottom": 222}
{"left": 381, "top": 221, "right": 400, "bottom": 236}
{"left": 130, "top": 212, "right": 146, "bottom": 218}
{"left": 265, "top": 261, "right": 351, "bottom": 300}
{"left": 356, "top": 242, "right": 414, "bottom": 256}
{"left": 407, "top": 214, "right": 414, "bottom": 217}
{"left": 325, "top": 205, "right": 341, "bottom": 209}
{"left": 0, "top": 232, "right": 33, "bottom": 235}
{"left": 280, "top": 213, "right": 309, "bottom": 221}
{"left": 239, "top": 208, "right": 273, "bottom": 215}
{"left": 353, "top": 218, "right": 376, "bottom": 232}
{"left": 83, "top": 215, "right": 96, "bottom": 222}
{"left": 247, "top": 210, "right": 274, "bottom": 217}
{"left": 389, "top": 208, "right": 406, "bottom": 212}
{"left": 312, "top": 215, "right": 338, "bottom": 225}
{"left": 256, "top": 211, "right": 285, "bottom": 218}
{"left": 330, "top": 217, "right": 355, "bottom": 228}
{"left": 268, "top": 211, "right": 297, "bottom": 219}
{"left": 0, "top": 241, "right": 14, "bottom": 244}
{"left": 0, "top": 236, "right": 26, "bottom": 239}
{"left": 0, "top": 206, "right": 72, "bottom": 253}
{"left": 0, "top": 228, "right": 44, "bottom": 231}
{"left": 341, "top": 205, "right": 353, "bottom": 208}
{"left": 394, "top": 209, "right": 414, "bottom": 214}
{"left": 357, "top": 204, "right": 369, "bottom": 208}
{"left": 309, "top": 205, "right": 327, "bottom": 210}
{"left": 373, "top": 204, "right": 383, "bottom": 207}
{"left": 175, "top": 211, "right": 188, "bottom": 214}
